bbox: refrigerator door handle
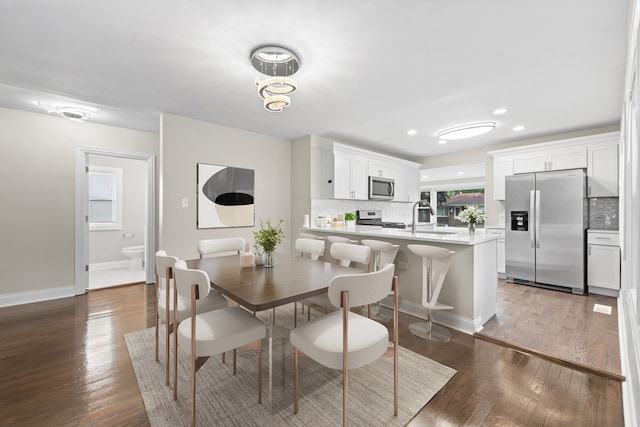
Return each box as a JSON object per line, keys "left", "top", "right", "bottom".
{"left": 535, "top": 190, "right": 541, "bottom": 249}
{"left": 529, "top": 190, "right": 535, "bottom": 248}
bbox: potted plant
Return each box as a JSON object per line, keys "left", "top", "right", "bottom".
{"left": 458, "top": 205, "right": 486, "bottom": 235}
{"left": 344, "top": 212, "right": 356, "bottom": 227}
{"left": 252, "top": 219, "right": 285, "bottom": 267}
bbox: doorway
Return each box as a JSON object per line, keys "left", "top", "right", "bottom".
{"left": 74, "top": 146, "right": 155, "bottom": 295}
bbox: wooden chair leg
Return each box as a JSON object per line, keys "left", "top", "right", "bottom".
{"left": 222, "top": 352, "right": 226, "bottom": 364}
{"left": 293, "top": 347, "right": 299, "bottom": 414}
{"left": 165, "top": 278, "right": 171, "bottom": 386}
{"left": 257, "top": 339, "right": 263, "bottom": 404}
{"left": 233, "top": 349, "right": 237, "bottom": 375}
{"left": 155, "top": 275, "right": 159, "bottom": 362}
{"left": 294, "top": 302, "right": 298, "bottom": 328}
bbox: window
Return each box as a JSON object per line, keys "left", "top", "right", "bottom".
{"left": 420, "top": 188, "right": 485, "bottom": 229}
{"left": 88, "top": 166, "right": 122, "bottom": 230}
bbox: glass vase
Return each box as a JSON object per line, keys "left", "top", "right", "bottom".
{"left": 264, "top": 250, "right": 274, "bottom": 268}
{"left": 468, "top": 223, "right": 476, "bottom": 235}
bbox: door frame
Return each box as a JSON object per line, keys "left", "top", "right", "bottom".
{"left": 74, "top": 146, "right": 156, "bottom": 295}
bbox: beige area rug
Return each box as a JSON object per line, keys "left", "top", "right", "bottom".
{"left": 125, "top": 304, "right": 456, "bottom": 426}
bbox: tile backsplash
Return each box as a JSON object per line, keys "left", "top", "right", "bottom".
{"left": 310, "top": 199, "right": 418, "bottom": 225}
{"left": 589, "top": 197, "right": 619, "bottom": 230}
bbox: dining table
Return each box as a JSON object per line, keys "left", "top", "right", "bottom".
{"left": 186, "top": 252, "right": 360, "bottom": 405}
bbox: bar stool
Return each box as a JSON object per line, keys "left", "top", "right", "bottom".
{"left": 361, "top": 239, "right": 399, "bottom": 321}
{"left": 407, "top": 244, "right": 455, "bottom": 342}
{"left": 326, "top": 236, "right": 358, "bottom": 266}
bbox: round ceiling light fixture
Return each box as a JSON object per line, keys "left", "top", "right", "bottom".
{"left": 250, "top": 44, "right": 300, "bottom": 112}
{"left": 436, "top": 122, "right": 496, "bottom": 140}
{"left": 250, "top": 45, "right": 300, "bottom": 76}
{"left": 46, "top": 105, "right": 94, "bottom": 122}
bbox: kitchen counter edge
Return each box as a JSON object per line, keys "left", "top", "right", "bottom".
{"left": 301, "top": 225, "right": 498, "bottom": 245}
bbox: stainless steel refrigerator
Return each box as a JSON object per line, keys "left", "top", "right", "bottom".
{"left": 505, "top": 169, "right": 587, "bottom": 294}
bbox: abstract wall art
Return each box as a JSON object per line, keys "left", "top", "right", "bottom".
{"left": 197, "top": 163, "right": 255, "bottom": 228}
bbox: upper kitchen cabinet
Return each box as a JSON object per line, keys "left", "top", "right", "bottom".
{"left": 321, "top": 146, "right": 369, "bottom": 200}
{"left": 513, "top": 145, "right": 587, "bottom": 174}
{"left": 369, "top": 161, "right": 391, "bottom": 178}
{"left": 492, "top": 155, "right": 514, "bottom": 200}
{"left": 320, "top": 142, "right": 422, "bottom": 202}
{"left": 588, "top": 141, "right": 619, "bottom": 197}
{"left": 489, "top": 131, "right": 620, "bottom": 200}
{"left": 394, "top": 166, "right": 420, "bottom": 202}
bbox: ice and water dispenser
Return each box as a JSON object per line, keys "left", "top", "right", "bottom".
{"left": 510, "top": 211, "right": 529, "bottom": 231}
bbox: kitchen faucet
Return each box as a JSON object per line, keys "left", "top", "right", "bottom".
{"left": 412, "top": 200, "right": 435, "bottom": 233}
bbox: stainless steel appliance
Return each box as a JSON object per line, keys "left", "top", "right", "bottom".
{"left": 356, "top": 210, "right": 406, "bottom": 228}
{"left": 505, "top": 169, "right": 587, "bottom": 294}
{"left": 368, "top": 176, "right": 395, "bottom": 200}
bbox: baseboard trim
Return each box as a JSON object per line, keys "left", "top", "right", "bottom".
{"left": 89, "top": 260, "right": 130, "bottom": 271}
{"left": 0, "top": 286, "right": 75, "bottom": 308}
{"left": 474, "top": 332, "right": 626, "bottom": 382}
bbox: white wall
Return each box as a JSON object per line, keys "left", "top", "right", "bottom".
{"left": 0, "top": 107, "right": 158, "bottom": 301}
{"left": 159, "top": 113, "right": 291, "bottom": 260}
{"left": 619, "top": 0, "right": 640, "bottom": 423}
{"left": 88, "top": 155, "right": 147, "bottom": 264}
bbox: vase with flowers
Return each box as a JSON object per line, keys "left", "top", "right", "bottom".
{"left": 458, "top": 205, "right": 486, "bottom": 235}
{"left": 252, "top": 219, "right": 285, "bottom": 268}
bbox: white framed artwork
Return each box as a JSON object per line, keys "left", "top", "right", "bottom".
{"left": 197, "top": 163, "right": 255, "bottom": 228}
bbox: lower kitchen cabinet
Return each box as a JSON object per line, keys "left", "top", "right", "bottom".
{"left": 587, "top": 230, "right": 620, "bottom": 294}
{"left": 487, "top": 226, "right": 506, "bottom": 277}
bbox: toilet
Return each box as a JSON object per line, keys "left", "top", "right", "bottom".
{"left": 122, "top": 245, "right": 145, "bottom": 270}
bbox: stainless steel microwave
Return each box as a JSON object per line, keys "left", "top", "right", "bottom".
{"left": 368, "top": 176, "right": 395, "bottom": 200}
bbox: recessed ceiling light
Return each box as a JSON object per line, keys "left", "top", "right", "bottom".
{"left": 493, "top": 108, "right": 507, "bottom": 115}
{"left": 513, "top": 125, "right": 525, "bottom": 131}
{"left": 458, "top": 171, "right": 464, "bottom": 175}
{"left": 407, "top": 129, "right": 417, "bottom": 136}
{"left": 438, "top": 139, "right": 448, "bottom": 145}
{"left": 436, "top": 122, "right": 496, "bottom": 140}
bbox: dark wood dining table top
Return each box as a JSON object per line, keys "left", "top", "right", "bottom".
{"left": 186, "top": 253, "right": 359, "bottom": 312}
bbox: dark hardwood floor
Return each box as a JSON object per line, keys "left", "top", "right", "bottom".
{"left": 476, "top": 280, "right": 622, "bottom": 379}
{"left": 0, "top": 283, "right": 624, "bottom": 426}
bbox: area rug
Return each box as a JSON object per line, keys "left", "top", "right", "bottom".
{"left": 125, "top": 304, "right": 456, "bottom": 426}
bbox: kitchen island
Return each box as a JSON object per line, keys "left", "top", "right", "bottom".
{"left": 301, "top": 225, "right": 498, "bottom": 334}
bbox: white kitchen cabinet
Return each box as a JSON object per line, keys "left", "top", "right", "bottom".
{"left": 492, "top": 155, "right": 513, "bottom": 200}
{"left": 487, "top": 227, "right": 505, "bottom": 276}
{"left": 369, "top": 161, "right": 391, "bottom": 178}
{"left": 320, "top": 142, "right": 422, "bottom": 202}
{"left": 513, "top": 146, "right": 587, "bottom": 174}
{"left": 587, "top": 230, "right": 620, "bottom": 292}
{"left": 333, "top": 154, "right": 368, "bottom": 199}
{"left": 393, "top": 166, "right": 420, "bottom": 202}
{"left": 588, "top": 142, "right": 619, "bottom": 197}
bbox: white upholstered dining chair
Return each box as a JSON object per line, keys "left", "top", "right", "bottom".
{"left": 154, "top": 251, "right": 228, "bottom": 400}
{"left": 290, "top": 263, "right": 399, "bottom": 426}
{"left": 297, "top": 242, "right": 371, "bottom": 325}
{"left": 173, "top": 260, "right": 266, "bottom": 427}
{"left": 293, "top": 238, "right": 326, "bottom": 327}
{"left": 196, "top": 237, "right": 245, "bottom": 258}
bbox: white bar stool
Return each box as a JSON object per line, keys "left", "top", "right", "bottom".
{"left": 407, "top": 244, "right": 455, "bottom": 342}
{"left": 361, "top": 239, "right": 399, "bottom": 321}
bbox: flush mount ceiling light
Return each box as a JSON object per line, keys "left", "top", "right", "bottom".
{"left": 250, "top": 44, "right": 300, "bottom": 112}
{"left": 436, "top": 122, "right": 496, "bottom": 140}
{"left": 41, "top": 104, "right": 95, "bottom": 122}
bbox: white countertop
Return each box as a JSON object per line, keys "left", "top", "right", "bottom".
{"left": 302, "top": 225, "right": 498, "bottom": 246}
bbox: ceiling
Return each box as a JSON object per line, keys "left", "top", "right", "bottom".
{"left": 0, "top": 1, "right": 630, "bottom": 160}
